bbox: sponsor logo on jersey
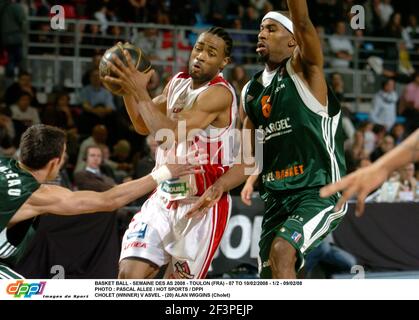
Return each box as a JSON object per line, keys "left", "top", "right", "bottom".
{"left": 259, "top": 118, "right": 293, "bottom": 142}
{"left": 127, "top": 223, "right": 148, "bottom": 240}
{"left": 6, "top": 280, "right": 46, "bottom": 298}
{"left": 124, "top": 241, "right": 147, "bottom": 250}
{"left": 262, "top": 164, "right": 305, "bottom": 183}
{"left": 160, "top": 181, "right": 189, "bottom": 195}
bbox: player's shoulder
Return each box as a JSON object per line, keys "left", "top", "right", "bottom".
{"left": 209, "top": 74, "right": 230, "bottom": 87}
{"left": 173, "top": 72, "right": 191, "bottom": 80}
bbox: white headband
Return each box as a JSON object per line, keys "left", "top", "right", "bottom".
{"left": 262, "top": 12, "right": 294, "bottom": 34}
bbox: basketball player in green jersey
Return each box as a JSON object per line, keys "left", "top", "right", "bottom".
{"left": 0, "top": 124, "right": 199, "bottom": 279}
{"left": 187, "top": 0, "right": 347, "bottom": 278}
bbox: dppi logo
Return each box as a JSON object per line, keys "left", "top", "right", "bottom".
{"left": 6, "top": 280, "right": 46, "bottom": 298}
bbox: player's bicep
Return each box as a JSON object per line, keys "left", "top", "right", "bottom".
{"left": 293, "top": 20, "right": 323, "bottom": 67}
{"left": 177, "top": 85, "right": 232, "bottom": 133}
{"left": 23, "top": 185, "right": 108, "bottom": 216}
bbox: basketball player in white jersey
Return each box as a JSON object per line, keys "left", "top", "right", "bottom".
{"left": 104, "top": 27, "right": 239, "bottom": 279}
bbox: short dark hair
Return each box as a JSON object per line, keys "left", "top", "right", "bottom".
{"left": 206, "top": 26, "right": 233, "bottom": 57}
{"left": 19, "top": 124, "right": 66, "bottom": 170}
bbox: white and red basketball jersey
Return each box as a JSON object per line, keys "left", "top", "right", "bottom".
{"left": 155, "top": 72, "right": 239, "bottom": 201}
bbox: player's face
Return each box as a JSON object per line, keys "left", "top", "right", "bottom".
{"left": 257, "top": 19, "right": 295, "bottom": 65}
{"left": 189, "top": 33, "right": 229, "bottom": 84}
{"left": 86, "top": 147, "right": 103, "bottom": 169}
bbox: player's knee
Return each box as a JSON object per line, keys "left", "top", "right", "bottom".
{"left": 269, "top": 237, "right": 297, "bottom": 267}
{"left": 119, "top": 260, "right": 143, "bottom": 279}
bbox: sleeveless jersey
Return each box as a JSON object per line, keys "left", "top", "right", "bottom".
{"left": 0, "top": 157, "right": 40, "bottom": 263}
{"left": 244, "top": 60, "right": 346, "bottom": 193}
{"left": 156, "top": 72, "right": 239, "bottom": 200}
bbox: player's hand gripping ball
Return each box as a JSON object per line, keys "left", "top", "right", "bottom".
{"left": 99, "top": 42, "right": 152, "bottom": 95}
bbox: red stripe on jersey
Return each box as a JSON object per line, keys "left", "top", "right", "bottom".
{"left": 209, "top": 75, "right": 228, "bottom": 86}
{"left": 176, "top": 72, "right": 190, "bottom": 79}
{"left": 198, "top": 194, "right": 230, "bottom": 278}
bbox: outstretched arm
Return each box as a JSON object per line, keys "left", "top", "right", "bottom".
{"left": 11, "top": 164, "right": 198, "bottom": 224}
{"left": 287, "top": 0, "right": 323, "bottom": 68}
{"left": 320, "top": 129, "right": 419, "bottom": 216}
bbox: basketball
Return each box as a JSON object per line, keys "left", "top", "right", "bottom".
{"left": 99, "top": 42, "right": 152, "bottom": 96}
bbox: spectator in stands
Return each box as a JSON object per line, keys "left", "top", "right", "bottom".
{"left": 345, "top": 130, "right": 368, "bottom": 173}
{"left": 398, "top": 41, "right": 415, "bottom": 77}
{"left": 364, "top": 0, "right": 383, "bottom": 36}
{"left": 399, "top": 72, "right": 419, "bottom": 133}
{"left": 370, "top": 133, "right": 395, "bottom": 162}
{"left": 370, "top": 78, "right": 398, "bottom": 131}
{"left": 329, "top": 20, "right": 354, "bottom": 69}
{"left": 0, "top": 0, "right": 26, "bottom": 79}
{"left": 40, "top": 92, "right": 75, "bottom": 130}
{"left": 376, "top": 162, "right": 418, "bottom": 202}
{"left": 81, "top": 23, "right": 105, "bottom": 57}
{"left": 4, "top": 71, "right": 39, "bottom": 107}
{"left": 382, "top": 12, "right": 403, "bottom": 72}
{"left": 249, "top": 0, "right": 273, "bottom": 19}
{"left": 119, "top": 0, "right": 147, "bottom": 23}
{"left": 131, "top": 28, "right": 163, "bottom": 61}
{"left": 229, "top": 65, "right": 249, "bottom": 100}
{"left": 378, "top": 0, "right": 394, "bottom": 28}
{"left": 78, "top": 69, "right": 116, "bottom": 135}
{"left": 391, "top": 123, "right": 407, "bottom": 145}
{"left": 75, "top": 124, "right": 108, "bottom": 173}
{"left": 402, "top": 14, "right": 419, "bottom": 51}
{"left": 330, "top": 72, "right": 346, "bottom": 102}
{"left": 242, "top": 6, "right": 260, "bottom": 33}
{"left": 75, "top": 145, "right": 117, "bottom": 188}
{"left": 82, "top": 53, "right": 102, "bottom": 86}
{"left": 106, "top": 25, "right": 125, "bottom": 47}
{"left": 304, "top": 234, "right": 357, "bottom": 279}
{"left": 0, "top": 110, "right": 15, "bottom": 157}
{"left": 10, "top": 92, "right": 40, "bottom": 141}
{"left": 109, "top": 139, "right": 133, "bottom": 183}
{"left": 230, "top": 19, "right": 249, "bottom": 64}
{"left": 359, "top": 121, "right": 376, "bottom": 157}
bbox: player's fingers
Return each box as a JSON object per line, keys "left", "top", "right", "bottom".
{"left": 103, "top": 75, "right": 123, "bottom": 85}
{"left": 111, "top": 53, "right": 130, "bottom": 75}
{"left": 320, "top": 177, "right": 351, "bottom": 198}
{"left": 355, "top": 192, "right": 367, "bottom": 217}
{"left": 122, "top": 49, "right": 136, "bottom": 70}
{"left": 107, "top": 60, "right": 128, "bottom": 80}
{"left": 334, "top": 185, "right": 357, "bottom": 212}
{"left": 242, "top": 196, "right": 252, "bottom": 206}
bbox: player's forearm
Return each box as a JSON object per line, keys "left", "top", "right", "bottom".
{"left": 374, "top": 129, "right": 419, "bottom": 175}
{"left": 135, "top": 96, "right": 176, "bottom": 135}
{"left": 103, "top": 174, "right": 157, "bottom": 211}
{"left": 287, "top": 0, "right": 310, "bottom": 24}
{"left": 245, "top": 174, "right": 258, "bottom": 187}
{"left": 123, "top": 95, "right": 149, "bottom": 134}
{"left": 214, "top": 164, "right": 250, "bottom": 192}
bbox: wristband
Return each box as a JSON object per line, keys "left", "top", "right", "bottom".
{"left": 151, "top": 165, "right": 172, "bottom": 184}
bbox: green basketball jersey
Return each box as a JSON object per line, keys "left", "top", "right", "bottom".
{"left": 0, "top": 157, "right": 40, "bottom": 264}
{"left": 244, "top": 60, "right": 346, "bottom": 193}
